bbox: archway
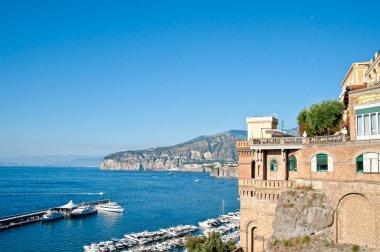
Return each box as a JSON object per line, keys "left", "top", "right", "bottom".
{"left": 248, "top": 226, "right": 256, "bottom": 252}
{"left": 337, "top": 194, "right": 376, "bottom": 248}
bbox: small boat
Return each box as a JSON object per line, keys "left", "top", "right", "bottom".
{"left": 70, "top": 205, "right": 97, "bottom": 218}
{"left": 96, "top": 202, "right": 124, "bottom": 213}
{"left": 194, "top": 179, "right": 200, "bottom": 182}
{"left": 168, "top": 172, "right": 173, "bottom": 175}
{"left": 41, "top": 210, "right": 64, "bottom": 222}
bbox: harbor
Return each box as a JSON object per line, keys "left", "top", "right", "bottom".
{"left": 0, "top": 199, "right": 111, "bottom": 231}
{"left": 83, "top": 211, "right": 240, "bottom": 252}
{"left": 0, "top": 168, "right": 240, "bottom": 252}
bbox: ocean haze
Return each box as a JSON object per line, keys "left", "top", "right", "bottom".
{"left": 0, "top": 155, "right": 103, "bottom": 167}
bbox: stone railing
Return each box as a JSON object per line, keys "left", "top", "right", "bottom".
{"left": 239, "top": 179, "right": 293, "bottom": 188}
{"left": 236, "top": 141, "right": 250, "bottom": 149}
{"left": 309, "top": 134, "right": 344, "bottom": 144}
{"left": 367, "top": 80, "right": 380, "bottom": 88}
{"left": 237, "top": 134, "right": 347, "bottom": 149}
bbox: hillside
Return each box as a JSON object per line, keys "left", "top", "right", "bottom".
{"left": 100, "top": 130, "right": 247, "bottom": 171}
{"left": 100, "top": 128, "right": 298, "bottom": 171}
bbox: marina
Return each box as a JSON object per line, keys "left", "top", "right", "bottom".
{"left": 0, "top": 199, "right": 111, "bottom": 231}
{"left": 84, "top": 211, "right": 240, "bottom": 252}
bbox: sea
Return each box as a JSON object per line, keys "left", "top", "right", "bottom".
{"left": 0, "top": 166, "right": 239, "bottom": 252}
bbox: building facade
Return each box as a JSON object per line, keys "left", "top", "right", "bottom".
{"left": 237, "top": 50, "right": 380, "bottom": 252}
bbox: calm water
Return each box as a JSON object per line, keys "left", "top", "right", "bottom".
{"left": 0, "top": 167, "right": 239, "bottom": 252}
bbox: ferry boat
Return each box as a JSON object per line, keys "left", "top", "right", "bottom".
{"left": 70, "top": 205, "right": 97, "bottom": 218}
{"left": 41, "top": 210, "right": 64, "bottom": 222}
{"left": 96, "top": 202, "right": 124, "bottom": 213}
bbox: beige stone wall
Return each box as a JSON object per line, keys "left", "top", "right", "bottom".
{"left": 348, "top": 86, "right": 380, "bottom": 140}
{"left": 321, "top": 180, "right": 380, "bottom": 248}
{"left": 239, "top": 182, "right": 286, "bottom": 252}
{"left": 246, "top": 117, "right": 278, "bottom": 140}
{"left": 266, "top": 150, "right": 286, "bottom": 181}
{"left": 238, "top": 151, "right": 256, "bottom": 179}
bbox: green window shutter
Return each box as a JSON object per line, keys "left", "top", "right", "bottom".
{"left": 355, "top": 106, "right": 380, "bottom": 115}
{"left": 356, "top": 155, "right": 364, "bottom": 173}
{"left": 316, "top": 154, "right": 328, "bottom": 172}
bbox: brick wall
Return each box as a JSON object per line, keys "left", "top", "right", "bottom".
{"left": 288, "top": 141, "right": 380, "bottom": 182}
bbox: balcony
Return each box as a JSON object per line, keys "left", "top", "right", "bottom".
{"left": 239, "top": 179, "right": 293, "bottom": 188}
{"left": 236, "top": 134, "right": 347, "bottom": 150}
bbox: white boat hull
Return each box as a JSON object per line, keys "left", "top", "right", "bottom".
{"left": 96, "top": 206, "right": 124, "bottom": 213}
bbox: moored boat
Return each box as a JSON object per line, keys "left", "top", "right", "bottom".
{"left": 70, "top": 205, "right": 97, "bottom": 218}
{"left": 41, "top": 210, "right": 64, "bottom": 222}
{"left": 95, "top": 202, "right": 124, "bottom": 213}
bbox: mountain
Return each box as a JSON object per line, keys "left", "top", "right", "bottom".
{"left": 100, "top": 130, "right": 247, "bottom": 171}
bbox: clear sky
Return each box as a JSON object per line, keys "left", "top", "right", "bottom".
{"left": 0, "top": 0, "right": 379, "bottom": 158}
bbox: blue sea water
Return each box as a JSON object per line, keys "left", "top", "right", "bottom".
{"left": 0, "top": 167, "right": 239, "bottom": 252}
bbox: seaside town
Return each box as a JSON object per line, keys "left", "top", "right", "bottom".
{"left": 1, "top": 1, "right": 380, "bottom": 252}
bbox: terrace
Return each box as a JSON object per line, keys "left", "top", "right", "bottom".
{"left": 236, "top": 134, "right": 348, "bottom": 150}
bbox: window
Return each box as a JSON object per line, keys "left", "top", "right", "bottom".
{"left": 364, "top": 114, "right": 370, "bottom": 135}
{"left": 357, "top": 115, "right": 363, "bottom": 136}
{"left": 371, "top": 113, "right": 377, "bottom": 134}
{"left": 270, "top": 160, "right": 277, "bottom": 171}
{"left": 356, "top": 155, "right": 363, "bottom": 173}
{"left": 316, "top": 154, "right": 328, "bottom": 172}
{"left": 356, "top": 153, "right": 380, "bottom": 173}
{"left": 361, "top": 153, "right": 380, "bottom": 173}
{"left": 355, "top": 105, "right": 380, "bottom": 139}
{"left": 288, "top": 156, "right": 297, "bottom": 171}
{"left": 311, "top": 154, "right": 333, "bottom": 172}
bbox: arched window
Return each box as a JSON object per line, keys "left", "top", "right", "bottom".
{"left": 357, "top": 153, "right": 380, "bottom": 173}
{"left": 270, "top": 160, "right": 277, "bottom": 171}
{"left": 311, "top": 154, "right": 333, "bottom": 172}
{"left": 288, "top": 156, "right": 297, "bottom": 171}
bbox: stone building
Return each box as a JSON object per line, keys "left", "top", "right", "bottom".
{"left": 237, "top": 50, "right": 380, "bottom": 252}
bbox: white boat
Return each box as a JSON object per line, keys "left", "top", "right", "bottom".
{"left": 198, "top": 218, "right": 221, "bottom": 229}
{"left": 70, "top": 205, "right": 97, "bottom": 218}
{"left": 96, "top": 202, "right": 124, "bottom": 213}
{"left": 41, "top": 210, "right": 64, "bottom": 222}
{"left": 194, "top": 179, "right": 200, "bottom": 182}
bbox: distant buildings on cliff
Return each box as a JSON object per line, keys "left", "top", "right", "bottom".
{"left": 236, "top": 50, "right": 380, "bottom": 251}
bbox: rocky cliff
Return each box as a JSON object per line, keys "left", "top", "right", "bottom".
{"left": 272, "top": 189, "right": 335, "bottom": 240}
{"left": 100, "top": 130, "right": 246, "bottom": 171}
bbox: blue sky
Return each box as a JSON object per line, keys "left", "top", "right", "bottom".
{"left": 1, "top": 0, "right": 379, "bottom": 157}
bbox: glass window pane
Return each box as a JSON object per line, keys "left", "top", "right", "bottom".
{"left": 371, "top": 113, "right": 377, "bottom": 134}
{"left": 357, "top": 115, "right": 363, "bottom": 136}
{"left": 270, "top": 160, "right": 277, "bottom": 171}
{"left": 364, "top": 114, "right": 370, "bottom": 135}
{"left": 316, "top": 154, "right": 328, "bottom": 172}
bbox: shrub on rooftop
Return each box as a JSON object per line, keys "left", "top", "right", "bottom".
{"left": 297, "top": 100, "right": 344, "bottom": 136}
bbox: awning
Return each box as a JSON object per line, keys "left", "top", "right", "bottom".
{"left": 58, "top": 200, "right": 78, "bottom": 209}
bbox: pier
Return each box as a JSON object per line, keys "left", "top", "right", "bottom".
{"left": 0, "top": 199, "right": 110, "bottom": 231}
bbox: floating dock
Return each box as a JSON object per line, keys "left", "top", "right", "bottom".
{"left": 0, "top": 199, "right": 110, "bottom": 231}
